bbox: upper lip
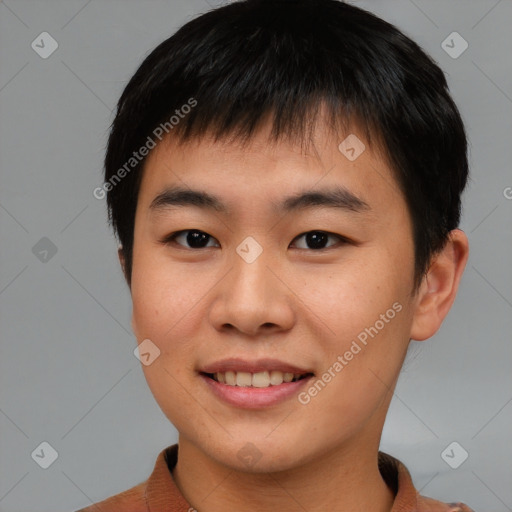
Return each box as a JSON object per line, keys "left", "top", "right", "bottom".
{"left": 199, "top": 358, "right": 314, "bottom": 375}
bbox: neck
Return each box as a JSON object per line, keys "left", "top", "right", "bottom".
{"left": 172, "top": 436, "right": 395, "bottom": 512}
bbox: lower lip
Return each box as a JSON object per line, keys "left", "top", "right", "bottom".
{"left": 200, "top": 374, "right": 314, "bottom": 409}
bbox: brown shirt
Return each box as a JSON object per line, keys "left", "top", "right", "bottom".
{"left": 75, "top": 444, "right": 474, "bottom": 512}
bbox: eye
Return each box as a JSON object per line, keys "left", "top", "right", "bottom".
{"left": 162, "top": 230, "right": 219, "bottom": 249}
{"left": 291, "top": 230, "right": 347, "bottom": 250}
{"left": 162, "top": 229, "right": 348, "bottom": 251}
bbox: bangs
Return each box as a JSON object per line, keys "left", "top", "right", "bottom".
{"left": 114, "top": 0, "right": 394, "bottom": 154}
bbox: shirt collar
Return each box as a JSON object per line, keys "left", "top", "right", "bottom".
{"left": 145, "top": 445, "right": 421, "bottom": 511}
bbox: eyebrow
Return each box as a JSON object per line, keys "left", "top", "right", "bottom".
{"left": 149, "top": 185, "right": 370, "bottom": 215}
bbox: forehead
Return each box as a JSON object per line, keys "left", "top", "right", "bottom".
{"left": 137, "top": 117, "right": 402, "bottom": 218}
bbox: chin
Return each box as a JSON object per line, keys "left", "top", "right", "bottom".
{"left": 200, "top": 434, "right": 312, "bottom": 474}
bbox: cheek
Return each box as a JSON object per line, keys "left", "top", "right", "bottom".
{"left": 131, "top": 279, "right": 197, "bottom": 351}
{"left": 130, "top": 242, "right": 189, "bottom": 338}
{"left": 130, "top": 258, "right": 201, "bottom": 424}
{"left": 307, "top": 252, "right": 404, "bottom": 327}
{"left": 301, "top": 249, "right": 414, "bottom": 387}
{"left": 130, "top": 249, "right": 214, "bottom": 377}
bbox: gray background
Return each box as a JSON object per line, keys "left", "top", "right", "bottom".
{"left": 0, "top": 1, "right": 511, "bottom": 511}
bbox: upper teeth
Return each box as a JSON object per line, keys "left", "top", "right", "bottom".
{"left": 213, "top": 371, "right": 305, "bottom": 387}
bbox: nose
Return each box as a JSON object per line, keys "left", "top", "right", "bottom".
{"left": 208, "top": 247, "right": 295, "bottom": 337}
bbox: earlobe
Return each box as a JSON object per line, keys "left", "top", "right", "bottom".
{"left": 410, "top": 229, "right": 469, "bottom": 341}
{"left": 118, "top": 247, "right": 127, "bottom": 282}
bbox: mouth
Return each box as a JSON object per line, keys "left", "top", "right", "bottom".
{"left": 198, "top": 358, "right": 315, "bottom": 408}
{"left": 201, "top": 370, "right": 314, "bottom": 388}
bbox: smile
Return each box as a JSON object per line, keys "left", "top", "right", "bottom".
{"left": 204, "top": 370, "right": 313, "bottom": 388}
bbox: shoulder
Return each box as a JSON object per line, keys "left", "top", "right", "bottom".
{"left": 378, "top": 451, "right": 475, "bottom": 512}
{"left": 72, "top": 444, "right": 179, "bottom": 512}
{"left": 73, "top": 481, "right": 147, "bottom": 512}
{"left": 418, "top": 495, "right": 476, "bottom": 512}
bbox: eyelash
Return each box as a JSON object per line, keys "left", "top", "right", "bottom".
{"left": 160, "top": 229, "right": 350, "bottom": 251}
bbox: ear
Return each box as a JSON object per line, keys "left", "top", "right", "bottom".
{"left": 410, "top": 229, "right": 469, "bottom": 341}
{"left": 118, "top": 246, "right": 128, "bottom": 283}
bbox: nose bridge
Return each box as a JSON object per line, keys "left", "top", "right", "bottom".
{"left": 229, "top": 240, "right": 274, "bottom": 307}
{"left": 209, "top": 239, "right": 295, "bottom": 335}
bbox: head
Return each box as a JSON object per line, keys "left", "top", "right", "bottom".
{"left": 103, "top": 0, "right": 469, "bottom": 472}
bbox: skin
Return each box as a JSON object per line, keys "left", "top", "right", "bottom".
{"left": 121, "top": 114, "right": 468, "bottom": 512}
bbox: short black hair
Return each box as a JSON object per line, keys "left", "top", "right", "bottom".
{"left": 104, "top": 0, "right": 468, "bottom": 289}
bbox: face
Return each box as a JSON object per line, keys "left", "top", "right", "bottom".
{"left": 130, "top": 118, "right": 419, "bottom": 472}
